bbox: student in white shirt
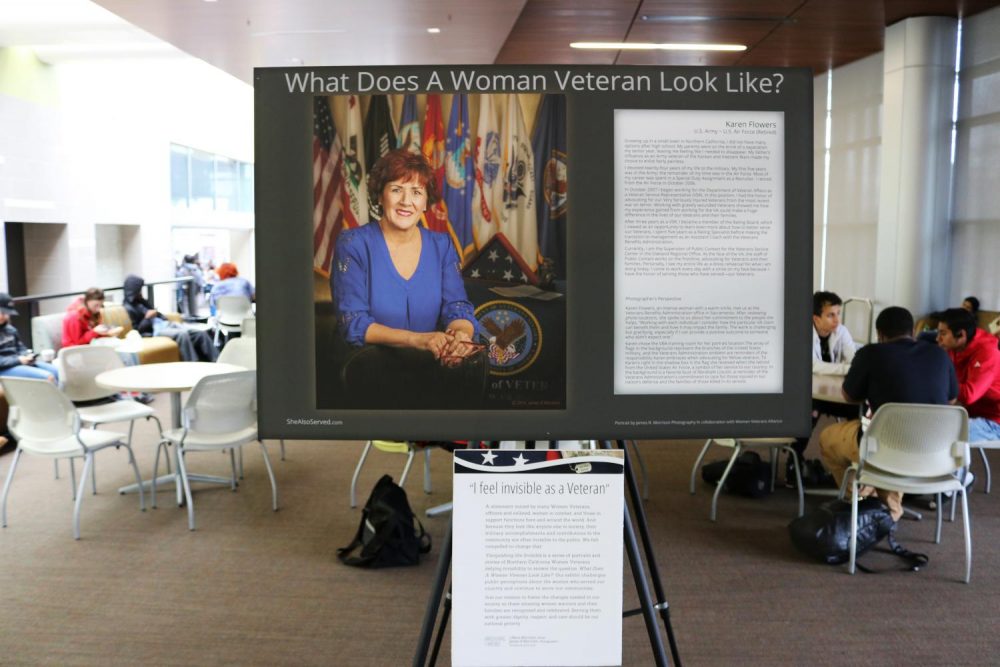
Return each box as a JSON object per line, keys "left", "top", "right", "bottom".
{"left": 788, "top": 291, "right": 859, "bottom": 486}
{"left": 812, "top": 291, "right": 857, "bottom": 375}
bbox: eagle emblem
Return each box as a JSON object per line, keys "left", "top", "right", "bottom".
{"left": 474, "top": 300, "right": 542, "bottom": 376}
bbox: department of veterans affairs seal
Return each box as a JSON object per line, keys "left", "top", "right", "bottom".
{"left": 475, "top": 300, "right": 542, "bottom": 376}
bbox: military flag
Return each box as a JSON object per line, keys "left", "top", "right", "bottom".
{"left": 363, "top": 95, "right": 397, "bottom": 219}
{"left": 531, "top": 94, "right": 568, "bottom": 278}
{"left": 342, "top": 94, "right": 369, "bottom": 227}
{"left": 397, "top": 94, "right": 421, "bottom": 153}
{"left": 443, "top": 93, "right": 475, "bottom": 259}
{"left": 498, "top": 94, "right": 538, "bottom": 271}
{"left": 421, "top": 93, "right": 450, "bottom": 234}
{"left": 472, "top": 94, "right": 501, "bottom": 250}
{"left": 363, "top": 94, "right": 397, "bottom": 173}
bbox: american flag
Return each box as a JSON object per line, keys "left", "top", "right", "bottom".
{"left": 461, "top": 232, "right": 539, "bottom": 285}
{"left": 312, "top": 96, "right": 357, "bottom": 276}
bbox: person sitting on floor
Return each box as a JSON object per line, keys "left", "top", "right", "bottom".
{"left": 0, "top": 292, "right": 59, "bottom": 383}
{"left": 61, "top": 287, "right": 123, "bottom": 348}
{"left": 122, "top": 274, "right": 218, "bottom": 362}
{"left": 819, "top": 306, "right": 957, "bottom": 522}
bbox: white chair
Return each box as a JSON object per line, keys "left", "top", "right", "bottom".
{"left": 57, "top": 345, "right": 164, "bottom": 495}
{"left": 217, "top": 336, "right": 256, "bottom": 369}
{"left": 212, "top": 295, "right": 254, "bottom": 346}
{"left": 350, "top": 440, "right": 434, "bottom": 508}
{"left": 690, "top": 437, "right": 804, "bottom": 521}
{"left": 842, "top": 403, "right": 971, "bottom": 582}
{"left": 240, "top": 317, "right": 256, "bottom": 339}
{"left": 157, "top": 370, "right": 277, "bottom": 530}
{"left": 0, "top": 377, "right": 145, "bottom": 539}
{"left": 216, "top": 337, "right": 284, "bottom": 462}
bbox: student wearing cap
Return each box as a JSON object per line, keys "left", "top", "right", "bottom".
{"left": 0, "top": 292, "right": 59, "bottom": 382}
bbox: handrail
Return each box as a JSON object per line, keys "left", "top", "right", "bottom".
{"left": 11, "top": 277, "right": 192, "bottom": 305}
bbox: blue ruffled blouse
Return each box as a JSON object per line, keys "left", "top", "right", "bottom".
{"left": 332, "top": 223, "right": 476, "bottom": 346}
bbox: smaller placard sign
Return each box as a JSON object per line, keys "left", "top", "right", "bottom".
{"left": 452, "top": 449, "right": 625, "bottom": 667}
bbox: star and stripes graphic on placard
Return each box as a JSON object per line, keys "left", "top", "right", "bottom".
{"left": 453, "top": 449, "right": 625, "bottom": 474}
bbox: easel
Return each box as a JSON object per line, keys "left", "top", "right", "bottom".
{"left": 412, "top": 439, "right": 682, "bottom": 667}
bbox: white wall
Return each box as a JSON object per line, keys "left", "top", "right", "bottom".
{"left": 0, "top": 48, "right": 254, "bottom": 307}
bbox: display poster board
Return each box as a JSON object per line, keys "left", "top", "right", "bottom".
{"left": 254, "top": 65, "right": 813, "bottom": 440}
{"left": 451, "top": 449, "right": 625, "bottom": 667}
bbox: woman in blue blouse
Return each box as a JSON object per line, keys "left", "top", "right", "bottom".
{"left": 332, "top": 149, "right": 478, "bottom": 365}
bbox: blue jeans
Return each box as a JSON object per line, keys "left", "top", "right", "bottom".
{"left": 0, "top": 361, "right": 59, "bottom": 382}
{"left": 969, "top": 417, "right": 1000, "bottom": 444}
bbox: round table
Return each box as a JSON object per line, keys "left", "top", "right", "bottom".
{"left": 96, "top": 361, "right": 246, "bottom": 428}
{"left": 812, "top": 374, "right": 849, "bottom": 404}
{"left": 96, "top": 361, "right": 249, "bottom": 497}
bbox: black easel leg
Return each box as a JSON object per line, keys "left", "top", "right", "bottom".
{"left": 414, "top": 519, "right": 453, "bottom": 667}
{"left": 603, "top": 440, "right": 670, "bottom": 667}
{"left": 429, "top": 589, "right": 451, "bottom": 665}
{"left": 620, "top": 440, "right": 682, "bottom": 667}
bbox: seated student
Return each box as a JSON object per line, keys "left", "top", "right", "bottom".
{"left": 121, "top": 274, "right": 218, "bottom": 362}
{"left": 62, "top": 287, "right": 123, "bottom": 348}
{"left": 0, "top": 292, "right": 59, "bottom": 382}
{"left": 935, "top": 307, "right": 1000, "bottom": 444}
{"left": 208, "top": 262, "right": 254, "bottom": 311}
{"left": 812, "top": 291, "right": 857, "bottom": 375}
{"left": 819, "top": 306, "right": 957, "bottom": 522}
{"left": 961, "top": 296, "right": 980, "bottom": 316}
{"left": 787, "top": 291, "right": 859, "bottom": 485}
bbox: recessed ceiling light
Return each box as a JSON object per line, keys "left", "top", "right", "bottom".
{"left": 427, "top": 27, "right": 441, "bottom": 34}
{"left": 289, "top": 57, "right": 303, "bottom": 65}
{"left": 570, "top": 42, "right": 746, "bottom": 52}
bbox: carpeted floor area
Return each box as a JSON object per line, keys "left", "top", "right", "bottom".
{"left": 1, "top": 408, "right": 998, "bottom": 666}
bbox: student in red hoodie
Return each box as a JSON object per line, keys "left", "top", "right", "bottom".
{"left": 62, "top": 287, "right": 123, "bottom": 348}
{"left": 936, "top": 307, "right": 1000, "bottom": 443}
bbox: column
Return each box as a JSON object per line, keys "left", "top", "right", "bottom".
{"left": 875, "top": 16, "right": 957, "bottom": 315}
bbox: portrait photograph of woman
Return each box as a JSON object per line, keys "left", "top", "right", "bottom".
{"left": 313, "top": 92, "right": 567, "bottom": 410}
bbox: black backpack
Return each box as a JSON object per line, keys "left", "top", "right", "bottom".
{"left": 701, "top": 451, "right": 772, "bottom": 498}
{"left": 788, "top": 498, "right": 893, "bottom": 564}
{"left": 338, "top": 475, "right": 432, "bottom": 568}
{"left": 788, "top": 498, "right": 930, "bottom": 572}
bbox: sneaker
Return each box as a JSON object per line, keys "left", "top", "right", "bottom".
{"left": 135, "top": 392, "right": 155, "bottom": 405}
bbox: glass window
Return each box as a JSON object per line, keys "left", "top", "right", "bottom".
{"left": 170, "top": 145, "right": 191, "bottom": 207}
{"left": 170, "top": 143, "right": 254, "bottom": 213}
{"left": 238, "top": 162, "right": 254, "bottom": 212}
{"left": 214, "top": 156, "right": 238, "bottom": 211}
{"left": 190, "top": 149, "right": 216, "bottom": 211}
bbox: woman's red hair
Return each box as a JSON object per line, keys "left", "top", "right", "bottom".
{"left": 217, "top": 263, "right": 238, "bottom": 280}
{"left": 367, "top": 148, "right": 439, "bottom": 212}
